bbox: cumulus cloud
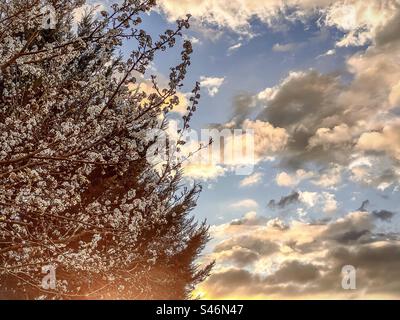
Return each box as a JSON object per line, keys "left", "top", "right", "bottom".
{"left": 276, "top": 169, "right": 314, "bottom": 187}
{"left": 155, "top": 0, "right": 400, "bottom": 300}
{"left": 189, "top": 0, "right": 400, "bottom": 189}
{"left": 268, "top": 190, "right": 338, "bottom": 214}
{"left": 154, "top": 0, "right": 382, "bottom": 44}
{"left": 356, "top": 122, "right": 400, "bottom": 161}
{"left": 200, "top": 76, "right": 225, "bottom": 96}
{"left": 324, "top": 0, "right": 399, "bottom": 47}
{"left": 240, "top": 172, "right": 263, "bottom": 187}
{"left": 225, "top": 38, "right": 400, "bottom": 188}
{"left": 183, "top": 163, "right": 226, "bottom": 181}
{"left": 230, "top": 199, "right": 259, "bottom": 209}
{"left": 308, "top": 124, "right": 353, "bottom": 149}
{"left": 241, "top": 119, "right": 288, "bottom": 160}
{"left": 195, "top": 210, "right": 400, "bottom": 299}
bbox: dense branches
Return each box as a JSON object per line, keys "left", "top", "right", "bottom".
{"left": 0, "top": 0, "right": 212, "bottom": 299}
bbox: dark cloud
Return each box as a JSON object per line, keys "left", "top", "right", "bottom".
{"left": 268, "top": 191, "right": 300, "bottom": 209}
{"left": 333, "top": 229, "right": 371, "bottom": 244}
{"left": 259, "top": 71, "right": 342, "bottom": 129}
{"left": 358, "top": 200, "right": 370, "bottom": 212}
{"left": 215, "top": 235, "right": 279, "bottom": 257}
{"left": 229, "top": 93, "right": 257, "bottom": 126}
{"left": 321, "top": 212, "right": 373, "bottom": 243}
{"left": 265, "top": 260, "right": 320, "bottom": 284}
{"left": 255, "top": 71, "right": 353, "bottom": 170}
{"left": 205, "top": 268, "right": 257, "bottom": 295}
{"left": 202, "top": 211, "right": 400, "bottom": 298}
{"left": 222, "top": 247, "right": 260, "bottom": 267}
{"left": 372, "top": 209, "right": 396, "bottom": 221}
{"left": 223, "top": 64, "right": 400, "bottom": 185}
{"left": 376, "top": 10, "right": 400, "bottom": 47}
{"left": 355, "top": 200, "right": 396, "bottom": 221}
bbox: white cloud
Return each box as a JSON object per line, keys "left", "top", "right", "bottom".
{"left": 159, "top": 0, "right": 334, "bottom": 35}
{"left": 183, "top": 34, "right": 201, "bottom": 45}
{"left": 298, "top": 191, "right": 319, "bottom": 208}
{"left": 324, "top": 1, "right": 396, "bottom": 47}
{"left": 298, "top": 191, "right": 338, "bottom": 213}
{"left": 311, "top": 166, "right": 342, "bottom": 189}
{"left": 183, "top": 163, "right": 226, "bottom": 181}
{"left": 200, "top": 76, "right": 225, "bottom": 96}
{"left": 317, "top": 49, "right": 336, "bottom": 58}
{"left": 227, "top": 42, "right": 242, "bottom": 55}
{"left": 230, "top": 199, "right": 259, "bottom": 209}
{"left": 276, "top": 169, "right": 314, "bottom": 187}
{"left": 242, "top": 119, "right": 288, "bottom": 160}
{"left": 322, "top": 192, "right": 338, "bottom": 213}
{"left": 240, "top": 172, "right": 263, "bottom": 187}
{"left": 308, "top": 124, "right": 352, "bottom": 149}
{"left": 356, "top": 122, "right": 400, "bottom": 161}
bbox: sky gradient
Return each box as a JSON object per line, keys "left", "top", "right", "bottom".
{"left": 90, "top": 0, "right": 400, "bottom": 299}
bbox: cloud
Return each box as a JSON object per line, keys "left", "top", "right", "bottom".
{"left": 197, "top": 1, "right": 400, "bottom": 190}
{"left": 130, "top": 77, "right": 190, "bottom": 115}
{"left": 372, "top": 210, "right": 396, "bottom": 221}
{"left": 268, "top": 191, "right": 300, "bottom": 209}
{"left": 226, "top": 39, "right": 400, "bottom": 188}
{"left": 230, "top": 199, "right": 259, "bottom": 209}
{"left": 272, "top": 42, "right": 299, "bottom": 52}
{"left": 241, "top": 119, "right": 288, "bottom": 160}
{"left": 216, "top": 247, "right": 260, "bottom": 267}
{"left": 159, "top": 0, "right": 400, "bottom": 48}
{"left": 308, "top": 124, "right": 352, "bottom": 149}
{"left": 200, "top": 76, "right": 225, "bottom": 96}
{"left": 276, "top": 169, "right": 314, "bottom": 187}
{"left": 356, "top": 121, "right": 400, "bottom": 161}
{"left": 230, "top": 211, "right": 267, "bottom": 226}
{"left": 240, "top": 172, "right": 263, "bottom": 187}
{"left": 183, "top": 163, "right": 226, "bottom": 181}
{"left": 317, "top": 49, "right": 336, "bottom": 59}
{"left": 357, "top": 200, "right": 370, "bottom": 212}
{"left": 311, "top": 166, "right": 342, "bottom": 189}
{"left": 268, "top": 190, "right": 338, "bottom": 214}
{"left": 196, "top": 210, "right": 400, "bottom": 299}
{"left": 324, "top": 1, "right": 399, "bottom": 47}
{"left": 266, "top": 260, "right": 320, "bottom": 284}
{"left": 356, "top": 200, "right": 396, "bottom": 221}
{"left": 227, "top": 42, "right": 242, "bottom": 55}
{"left": 183, "top": 34, "right": 201, "bottom": 45}
{"left": 321, "top": 192, "right": 338, "bottom": 213}
{"left": 215, "top": 235, "right": 279, "bottom": 256}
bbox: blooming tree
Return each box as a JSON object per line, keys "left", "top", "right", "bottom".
{"left": 0, "top": 0, "right": 212, "bottom": 299}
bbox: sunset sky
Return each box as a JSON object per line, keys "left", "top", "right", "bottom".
{"left": 90, "top": 0, "right": 400, "bottom": 299}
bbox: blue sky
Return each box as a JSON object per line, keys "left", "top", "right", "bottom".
{"left": 92, "top": 0, "right": 400, "bottom": 299}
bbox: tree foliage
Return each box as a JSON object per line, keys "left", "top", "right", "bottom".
{"left": 0, "top": 0, "right": 212, "bottom": 299}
